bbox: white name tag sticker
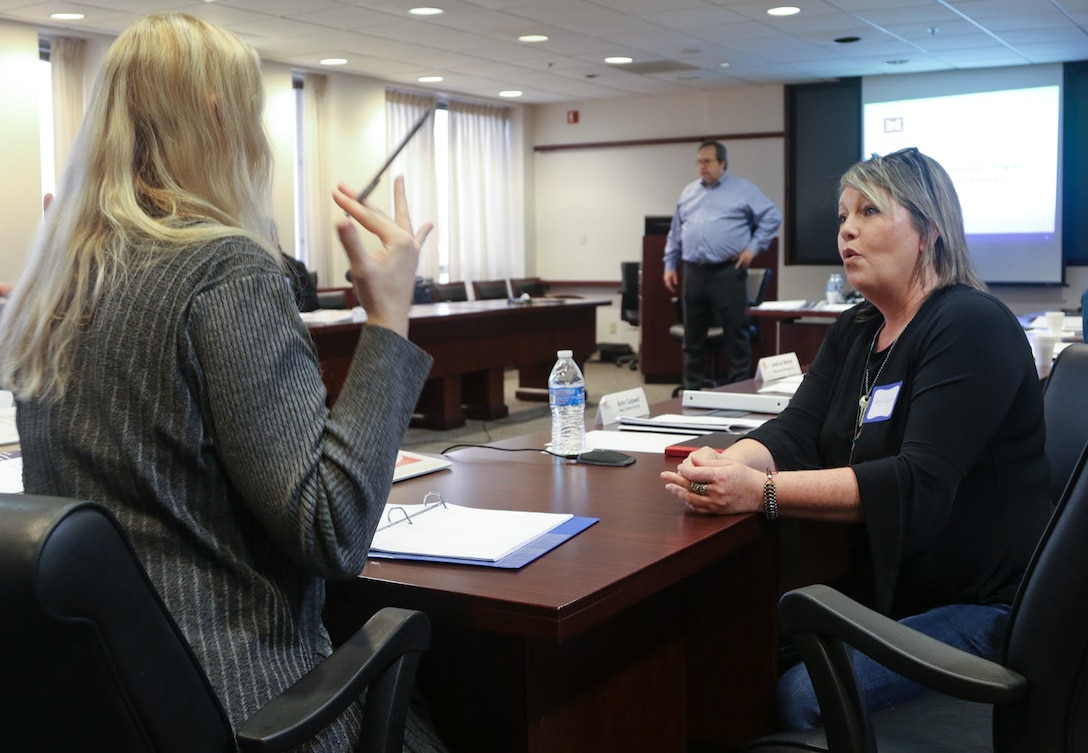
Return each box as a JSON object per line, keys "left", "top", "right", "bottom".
{"left": 596, "top": 387, "right": 650, "bottom": 426}
{"left": 755, "top": 352, "right": 802, "bottom": 383}
{"left": 863, "top": 382, "right": 902, "bottom": 424}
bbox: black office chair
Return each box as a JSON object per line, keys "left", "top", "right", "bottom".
{"left": 316, "top": 289, "right": 349, "bottom": 309}
{"left": 1041, "top": 342, "right": 1088, "bottom": 504}
{"left": 0, "top": 494, "right": 430, "bottom": 753}
{"left": 745, "top": 438, "right": 1088, "bottom": 753}
{"left": 616, "top": 261, "right": 641, "bottom": 370}
{"left": 510, "top": 277, "right": 547, "bottom": 298}
{"left": 433, "top": 281, "right": 469, "bottom": 302}
{"left": 471, "top": 279, "right": 510, "bottom": 300}
{"left": 413, "top": 277, "right": 437, "bottom": 304}
{"left": 670, "top": 267, "right": 773, "bottom": 395}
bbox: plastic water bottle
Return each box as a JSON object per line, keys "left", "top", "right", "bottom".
{"left": 826, "top": 273, "right": 844, "bottom": 304}
{"left": 548, "top": 349, "right": 586, "bottom": 457}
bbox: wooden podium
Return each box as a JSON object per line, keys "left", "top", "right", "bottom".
{"left": 639, "top": 227, "right": 778, "bottom": 383}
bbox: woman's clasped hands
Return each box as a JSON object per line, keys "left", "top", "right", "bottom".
{"left": 661, "top": 447, "right": 764, "bottom": 515}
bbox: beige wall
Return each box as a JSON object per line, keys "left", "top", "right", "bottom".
{"left": 0, "top": 21, "right": 45, "bottom": 283}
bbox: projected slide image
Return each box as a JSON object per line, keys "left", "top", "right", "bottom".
{"left": 864, "top": 86, "right": 1059, "bottom": 236}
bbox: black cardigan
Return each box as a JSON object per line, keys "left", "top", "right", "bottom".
{"left": 748, "top": 284, "right": 1051, "bottom": 617}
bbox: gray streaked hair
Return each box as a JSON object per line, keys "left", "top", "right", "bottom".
{"left": 840, "top": 148, "right": 986, "bottom": 292}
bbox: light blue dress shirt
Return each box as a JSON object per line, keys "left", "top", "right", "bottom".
{"left": 663, "top": 172, "right": 782, "bottom": 272}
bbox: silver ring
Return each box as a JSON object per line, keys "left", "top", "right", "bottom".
{"left": 689, "top": 481, "right": 708, "bottom": 496}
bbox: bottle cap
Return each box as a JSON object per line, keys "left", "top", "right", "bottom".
{"left": 557, "top": 349, "right": 573, "bottom": 358}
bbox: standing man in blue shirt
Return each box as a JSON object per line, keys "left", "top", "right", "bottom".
{"left": 664, "top": 141, "right": 782, "bottom": 388}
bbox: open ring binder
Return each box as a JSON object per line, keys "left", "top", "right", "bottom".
{"left": 370, "top": 494, "right": 598, "bottom": 568}
{"left": 381, "top": 491, "right": 447, "bottom": 529}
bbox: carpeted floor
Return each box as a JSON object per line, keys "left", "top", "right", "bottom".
{"left": 401, "top": 357, "right": 676, "bottom": 455}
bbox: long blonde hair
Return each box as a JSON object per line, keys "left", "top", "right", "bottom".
{"left": 0, "top": 13, "right": 275, "bottom": 401}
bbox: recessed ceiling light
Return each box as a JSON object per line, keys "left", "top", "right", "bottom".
{"left": 320, "top": 58, "right": 347, "bottom": 66}
{"left": 719, "top": 62, "right": 731, "bottom": 68}
{"left": 499, "top": 90, "right": 523, "bottom": 98}
{"left": 767, "top": 6, "right": 801, "bottom": 16}
{"left": 418, "top": 75, "right": 444, "bottom": 83}
{"left": 519, "top": 34, "right": 549, "bottom": 43}
{"left": 50, "top": 12, "right": 86, "bottom": 20}
{"left": 604, "top": 56, "right": 633, "bottom": 65}
{"left": 409, "top": 7, "right": 444, "bottom": 16}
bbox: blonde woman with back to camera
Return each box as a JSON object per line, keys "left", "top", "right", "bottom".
{"left": 0, "top": 13, "right": 446, "bottom": 752}
{"left": 661, "top": 148, "right": 1051, "bottom": 730}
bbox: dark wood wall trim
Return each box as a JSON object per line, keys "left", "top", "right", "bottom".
{"left": 534, "top": 131, "right": 785, "bottom": 153}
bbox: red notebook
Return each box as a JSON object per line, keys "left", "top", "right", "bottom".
{"left": 664, "top": 432, "right": 742, "bottom": 458}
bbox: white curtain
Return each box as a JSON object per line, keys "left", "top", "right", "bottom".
{"left": 385, "top": 90, "right": 439, "bottom": 280}
{"left": 447, "top": 100, "right": 518, "bottom": 284}
{"left": 50, "top": 37, "right": 85, "bottom": 184}
{"left": 300, "top": 73, "right": 332, "bottom": 285}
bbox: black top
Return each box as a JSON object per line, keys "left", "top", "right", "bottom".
{"left": 748, "top": 285, "right": 1050, "bottom": 617}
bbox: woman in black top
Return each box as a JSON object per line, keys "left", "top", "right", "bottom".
{"left": 661, "top": 148, "right": 1050, "bottom": 729}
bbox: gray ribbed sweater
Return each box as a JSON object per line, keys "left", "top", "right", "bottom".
{"left": 17, "top": 236, "right": 434, "bottom": 751}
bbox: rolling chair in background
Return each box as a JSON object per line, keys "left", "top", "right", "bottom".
{"left": 510, "top": 277, "right": 548, "bottom": 298}
{"left": 670, "top": 267, "right": 773, "bottom": 395}
{"left": 615, "top": 261, "right": 641, "bottom": 370}
{"left": 433, "top": 281, "right": 469, "bottom": 302}
{"left": 0, "top": 495, "right": 431, "bottom": 753}
{"left": 316, "top": 289, "right": 350, "bottom": 309}
{"left": 472, "top": 279, "right": 510, "bottom": 300}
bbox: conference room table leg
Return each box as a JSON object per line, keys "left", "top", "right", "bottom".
{"left": 461, "top": 368, "right": 509, "bottom": 422}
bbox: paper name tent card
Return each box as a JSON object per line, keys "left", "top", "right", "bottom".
{"left": 393, "top": 450, "right": 452, "bottom": 482}
{"left": 371, "top": 499, "right": 578, "bottom": 563}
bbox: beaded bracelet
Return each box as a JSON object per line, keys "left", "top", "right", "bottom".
{"left": 763, "top": 468, "right": 778, "bottom": 521}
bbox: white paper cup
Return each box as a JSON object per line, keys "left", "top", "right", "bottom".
{"left": 1045, "top": 310, "right": 1064, "bottom": 334}
{"left": 1030, "top": 331, "right": 1061, "bottom": 369}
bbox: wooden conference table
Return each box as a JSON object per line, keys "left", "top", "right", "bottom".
{"left": 307, "top": 297, "right": 609, "bottom": 430}
{"left": 324, "top": 396, "right": 781, "bottom": 753}
{"left": 747, "top": 301, "right": 845, "bottom": 368}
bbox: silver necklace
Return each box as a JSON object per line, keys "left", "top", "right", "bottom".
{"left": 849, "top": 324, "right": 898, "bottom": 464}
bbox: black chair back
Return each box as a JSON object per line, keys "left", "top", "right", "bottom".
{"left": 511, "top": 277, "right": 547, "bottom": 298}
{"left": 1041, "top": 342, "right": 1088, "bottom": 503}
{"left": 620, "top": 262, "right": 640, "bottom": 326}
{"left": 433, "top": 281, "right": 468, "bottom": 302}
{"left": 997, "top": 444, "right": 1088, "bottom": 751}
{"left": 472, "top": 279, "right": 509, "bottom": 300}
{"left": 747, "top": 267, "right": 773, "bottom": 306}
{"left": 413, "top": 277, "right": 437, "bottom": 304}
{"left": 0, "top": 495, "right": 234, "bottom": 753}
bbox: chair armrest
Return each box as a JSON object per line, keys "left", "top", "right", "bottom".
{"left": 236, "top": 607, "right": 431, "bottom": 753}
{"left": 780, "top": 585, "right": 1026, "bottom": 704}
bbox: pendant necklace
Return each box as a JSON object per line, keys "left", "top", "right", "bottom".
{"left": 849, "top": 323, "right": 899, "bottom": 465}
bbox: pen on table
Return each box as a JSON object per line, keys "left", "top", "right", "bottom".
{"left": 355, "top": 108, "right": 435, "bottom": 202}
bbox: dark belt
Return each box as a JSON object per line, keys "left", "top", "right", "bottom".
{"left": 684, "top": 259, "right": 736, "bottom": 271}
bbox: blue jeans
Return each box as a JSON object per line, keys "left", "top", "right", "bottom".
{"left": 775, "top": 602, "right": 1011, "bottom": 730}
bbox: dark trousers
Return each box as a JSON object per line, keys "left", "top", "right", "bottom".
{"left": 682, "top": 261, "right": 750, "bottom": 389}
